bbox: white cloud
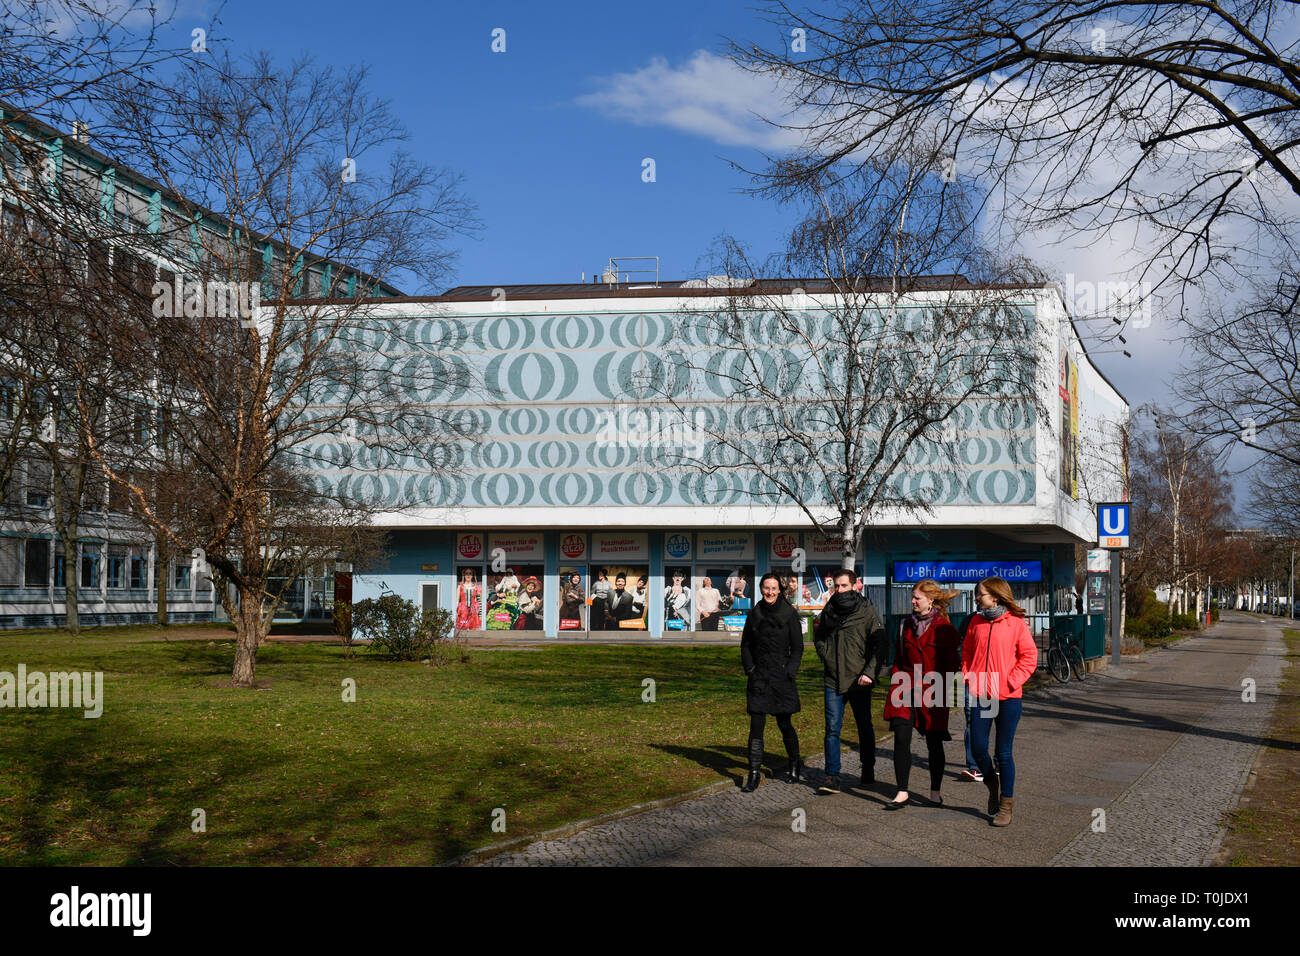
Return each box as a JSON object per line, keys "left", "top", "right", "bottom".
{"left": 575, "top": 50, "right": 803, "bottom": 150}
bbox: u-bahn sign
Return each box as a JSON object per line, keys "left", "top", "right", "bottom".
{"left": 1097, "top": 502, "right": 1130, "bottom": 549}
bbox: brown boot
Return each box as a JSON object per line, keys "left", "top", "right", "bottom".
{"left": 991, "top": 797, "right": 1014, "bottom": 827}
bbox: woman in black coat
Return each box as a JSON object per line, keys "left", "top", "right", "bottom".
{"left": 739, "top": 573, "right": 805, "bottom": 792}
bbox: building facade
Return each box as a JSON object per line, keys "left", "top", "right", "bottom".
{"left": 328, "top": 280, "right": 1128, "bottom": 638}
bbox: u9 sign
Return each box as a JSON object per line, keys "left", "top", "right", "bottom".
{"left": 1097, "top": 503, "right": 1130, "bottom": 549}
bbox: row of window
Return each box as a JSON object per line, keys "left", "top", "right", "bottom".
{"left": 0, "top": 537, "right": 199, "bottom": 591}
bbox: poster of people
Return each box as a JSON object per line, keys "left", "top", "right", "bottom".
{"left": 592, "top": 565, "right": 648, "bottom": 630}
{"left": 697, "top": 565, "right": 754, "bottom": 632}
{"left": 485, "top": 564, "right": 545, "bottom": 631}
{"left": 663, "top": 567, "right": 692, "bottom": 630}
{"left": 455, "top": 566, "right": 484, "bottom": 629}
{"left": 558, "top": 566, "right": 587, "bottom": 631}
{"left": 1060, "top": 352, "right": 1079, "bottom": 500}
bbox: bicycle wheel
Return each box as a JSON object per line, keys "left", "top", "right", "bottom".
{"left": 1067, "top": 645, "right": 1087, "bottom": 681}
{"left": 1047, "top": 647, "right": 1070, "bottom": 682}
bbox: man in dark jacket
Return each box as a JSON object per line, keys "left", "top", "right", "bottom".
{"left": 813, "top": 568, "right": 886, "bottom": 793}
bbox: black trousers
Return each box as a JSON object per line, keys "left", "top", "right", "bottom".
{"left": 890, "top": 717, "right": 946, "bottom": 792}
{"left": 748, "top": 713, "right": 798, "bottom": 770}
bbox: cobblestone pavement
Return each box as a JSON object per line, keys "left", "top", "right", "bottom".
{"left": 478, "top": 613, "right": 1285, "bottom": 866}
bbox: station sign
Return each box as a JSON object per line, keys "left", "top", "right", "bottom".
{"left": 1097, "top": 502, "right": 1130, "bottom": 549}
{"left": 893, "top": 560, "right": 1042, "bottom": 583}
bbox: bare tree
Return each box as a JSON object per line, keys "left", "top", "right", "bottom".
{"left": 1178, "top": 268, "right": 1300, "bottom": 469}
{"left": 653, "top": 166, "right": 1050, "bottom": 567}
{"left": 1127, "top": 415, "right": 1235, "bottom": 617}
{"left": 736, "top": 0, "right": 1300, "bottom": 320}
{"left": 73, "top": 53, "right": 479, "bottom": 687}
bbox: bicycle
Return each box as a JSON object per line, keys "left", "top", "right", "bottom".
{"left": 1046, "top": 627, "right": 1087, "bottom": 683}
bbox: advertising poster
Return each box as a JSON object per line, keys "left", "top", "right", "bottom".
{"left": 455, "top": 566, "right": 484, "bottom": 629}
{"left": 1060, "top": 351, "right": 1079, "bottom": 499}
{"left": 594, "top": 565, "right": 648, "bottom": 630}
{"left": 698, "top": 564, "right": 755, "bottom": 632}
{"left": 1087, "top": 572, "right": 1109, "bottom": 615}
{"left": 664, "top": 566, "right": 692, "bottom": 630}
{"left": 558, "top": 566, "right": 587, "bottom": 631}
{"left": 486, "top": 564, "right": 544, "bottom": 630}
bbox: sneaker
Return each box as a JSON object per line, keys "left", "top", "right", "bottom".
{"left": 959, "top": 770, "right": 984, "bottom": 783}
{"left": 817, "top": 775, "right": 841, "bottom": 794}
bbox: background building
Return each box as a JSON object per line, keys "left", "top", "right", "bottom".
{"left": 330, "top": 278, "right": 1128, "bottom": 639}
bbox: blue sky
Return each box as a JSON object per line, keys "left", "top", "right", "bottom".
{"left": 172, "top": 0, "right": 797, "bottom": 291}
{"left": 148, "top": 0, "right": 1244, "bottom": 446}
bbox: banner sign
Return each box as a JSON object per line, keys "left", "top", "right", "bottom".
{"left": 456, "top": 532, "right": 484, "bottom": 561}
{"left": 559, "top": 533, "right": 587, "bottom": 561}
{"left": 698, "top": 533, "right": 754, "bottom": 561}
{"left": 664, "top": 533, "right": 693, "bottom": 561}
{"left": 487, "top": 533, "right": 543, "bottom": 560}
{"left": 592, "top": 532, "right": 648, "bottom": 561}
{"left": 893, "top": 561, "right": 1042, "bottom": 583}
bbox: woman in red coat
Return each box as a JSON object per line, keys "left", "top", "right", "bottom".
{"left": 963, "top": 577, "right": 1038, "bottom": 827}
{"left": 882, "top": 579, "right": 962, "bottom": 809}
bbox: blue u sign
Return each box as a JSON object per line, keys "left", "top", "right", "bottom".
{"left": 1097, "top": 502, "right": 1130, "bottom": 547}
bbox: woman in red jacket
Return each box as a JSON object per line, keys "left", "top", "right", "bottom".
{"left": 962, "top": 576, "right": 1038, "bottom": 827}
{"left": 882, "top": 579, "right": 962, "bottom": 809}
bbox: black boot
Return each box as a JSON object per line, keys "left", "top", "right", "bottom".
{"left": 780, "top": 726, "right": 803, "bottom": 783}
{"left": 741, "top": 736, "right": 764, "bottom": 792}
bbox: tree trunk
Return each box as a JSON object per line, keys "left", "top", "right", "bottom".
{"left": 62, "top": 542, "right": 79, "bottom": 635}
{"left": 231, "top": 583, "right": 266, "bottom": 688}
{"left": 155, "top": 533, "right": 168, "bottom": 626}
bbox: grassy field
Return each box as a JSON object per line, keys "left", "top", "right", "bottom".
{"left": 0, "top": 627, "right": 867, "bottom": 865}
{"left": 1217, "top": 627, "right": 1300, "bottom": 867}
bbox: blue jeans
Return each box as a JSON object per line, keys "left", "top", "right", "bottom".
{"left": 823, "top": 683, "right": 873, "bottom": 777}
{"left": 961, "top": 684, "right": 979, "bottom": 772}
{"left": 969, "top": 697, "right": 1023, "bottom": 797}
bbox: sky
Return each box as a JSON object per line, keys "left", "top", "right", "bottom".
{"left": 144, "top": 0, "right": 1271, "bottom": 495}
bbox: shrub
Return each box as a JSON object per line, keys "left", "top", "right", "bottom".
{"left": 350, "top": 593, "right": 466, "bottom": 664}
{"left": 1170, "top": 612, "right": 1200, "bottom": 631}
{"left": 1211, "top": 607, "right": 1221, "bottom": 623}
{"left": 1126, "top": 590, "right": 1171, "bottom": 643}
{"left": 334, "top": 600, "right": 355, "bottom": 658}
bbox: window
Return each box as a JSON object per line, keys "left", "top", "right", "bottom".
{"left": 0, "top": 538, "right": 21, "bottom": 587}
{"left": 54, "top": 547, "right": 65, "bottom": 588}
{"left": 173, "top": 561, "right": 191, "bottom": 590}
{"left": 24, "top": 539, "right": 49, "bottom": 587}
{"left": 106, "top": 549, "right": 127, "bottom": 589}
{"left": 129, "top": 552, "right": 147, "bottom": 589}
{"left": 25, "top": 459, "right": 50, "bottom": 507}
{"left": 80, "top": 547, "right": 100, "bottom": 589}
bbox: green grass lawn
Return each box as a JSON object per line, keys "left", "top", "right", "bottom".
{"left": 0, "top": 628, "right": 871, "bottom": 865}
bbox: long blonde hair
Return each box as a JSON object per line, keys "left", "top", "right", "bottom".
{"left": 914, "top": 579, "right": 960, "bottom": 614}
{"left": 978, "top": 577, "right": 1027, "bottom": 617}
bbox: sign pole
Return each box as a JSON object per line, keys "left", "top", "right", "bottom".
{"left": 1097, "top": 502, "right": 1131, "bottom": 666}
{"left": 1110, "top": 549, "right": 1122, "bottom": 665}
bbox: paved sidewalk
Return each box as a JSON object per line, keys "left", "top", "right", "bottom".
{"left": 479, "top": 612, "right": 1286, "bottom": 866}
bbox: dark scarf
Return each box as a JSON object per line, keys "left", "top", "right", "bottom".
{"left": 979, "top": 605, "right": 1008, "bottom": 620}
{"left": 753, "top": 595, "right": 794, "bottom": 626}
{"left": 820, "top": 589, "right": 863, "bottom": 632}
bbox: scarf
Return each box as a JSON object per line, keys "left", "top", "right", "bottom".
{"left": 979, "top": 605, "right": 1008, "bottom": 621}
{"left": 820, "top": 589, "right": 862, "bottom": 633}
{"left": 911, "top": 608, "right": 937, "bottom": 637}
